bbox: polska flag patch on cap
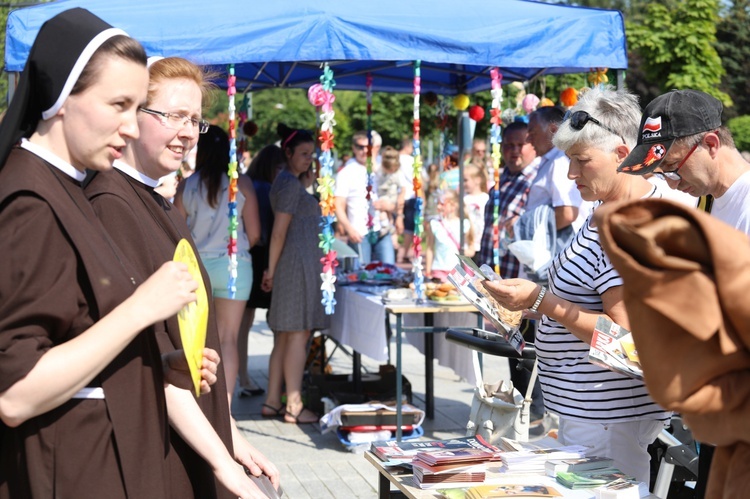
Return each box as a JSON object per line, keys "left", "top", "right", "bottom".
{"left": 643, "top": 116, "right": 662, "bottom": 133}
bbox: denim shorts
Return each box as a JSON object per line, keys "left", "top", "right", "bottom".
{"left": 403, "top": 198, "right": 417, "bottom": 233}
{"left": 202, "top": 257, "right": 253, "bottom": 300}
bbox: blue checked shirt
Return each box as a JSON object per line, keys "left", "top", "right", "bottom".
{"left": 478, "top": 161, "right": 540, "bottom": 278}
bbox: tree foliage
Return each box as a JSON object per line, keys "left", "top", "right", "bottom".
{"left": 728, "top": 115, "right": 750, "bottom": 153}
{"left": 716, "top": 0, "right": 750, "bottom": 118}
{"left": 625, "top": 0, "right": 731, "bottom": 107}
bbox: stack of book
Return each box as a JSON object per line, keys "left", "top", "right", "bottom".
{"left": 593, "top": 478, "right": 649, "bottom": 499}
{"left": 411, "top": 448, "right": 494, "bottom": 489}
{"left": 498, "top": 445, "right": 588, "bottom": 474}
{"left": 370, "top": 435, "right": 498, "bottom": 464}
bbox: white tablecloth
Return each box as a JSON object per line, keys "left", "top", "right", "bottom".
{"left": 323, "top": 286, "right": 479, "bottom": 384}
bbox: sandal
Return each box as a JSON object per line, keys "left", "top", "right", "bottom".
{"left": 261, "top": 403, "right": 285, "bottom": 418}
{"left": 238, "top": 386, "right": 266, "bottom": 398}
{"left": 284, "top": 406, "right": 319, "bottom": 425}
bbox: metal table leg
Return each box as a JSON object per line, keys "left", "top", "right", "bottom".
{"left": 424, "top": 314, "right": 434, "bottom": 419}
{"left": 395, "top": 313, "right": 403, "bottom": 441}
{"left": 353, "top": 352, "right": 362, "bottom": 393}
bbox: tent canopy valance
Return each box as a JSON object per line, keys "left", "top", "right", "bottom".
{"left": 5, "top": 0, "right": 627, "bottom": 94}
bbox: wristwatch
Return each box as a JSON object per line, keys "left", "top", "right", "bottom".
{"left": 529, "top": 286, "right": 547, "bottom": 313}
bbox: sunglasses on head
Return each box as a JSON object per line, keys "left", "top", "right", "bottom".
{"left": 564, "top": 110, "right": 626, "bottom": 144}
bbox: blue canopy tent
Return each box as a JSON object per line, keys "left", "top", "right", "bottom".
{"left": 5, "top": 0, "right": 627, "bottom": 95}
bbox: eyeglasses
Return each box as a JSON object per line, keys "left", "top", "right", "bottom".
{"left": 652, "top": 141, "right": 700, "bottom": 182}
{"left": 352, "top": 143, "right": 368, "bottom": 151}
{"left": 564, "top": 110, "right": 625, "bottom": 144}
{"left": 139, "top": 107, "right": 209, "bottom": 134}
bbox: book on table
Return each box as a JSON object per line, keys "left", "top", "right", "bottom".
{"left": 437, "top": 483, "right": 563, "bottom": 498}
{"left": 592, "top": 478, "right": 650, "bottom": 499}
{"left": 588, "top": 316, "right": 643, "bottom": 380}
{"left": 412, "top": 463, "right": 486, "bottom": 490}
{"left": 499, "top": 445, "right": 588, "bottom": 474}
{"left": 370, "top": 434, "right": 499, "bottom": 464}
{"left": 415, "top": 447, "right": 496, "bottom": 466}
{"left": 555, "top": 468, "right": 637, "bottom": 489}
{"left": 544, "top": 456, "right": 615, "bottom": 476}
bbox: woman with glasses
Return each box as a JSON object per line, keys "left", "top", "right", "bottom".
{"left": 0, "top": 10, "right": 199, "bottom": 498}
{"left": 86, "top": 57, "right": 274, "bottom": 499}
{"left": 482, "top": 86, "right": 670, "bottom": 484}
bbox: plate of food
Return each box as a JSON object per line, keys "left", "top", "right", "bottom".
{"left": 425, "top": 282, "right": 469, "bottom": 305}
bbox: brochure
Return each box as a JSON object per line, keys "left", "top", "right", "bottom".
{"left": 447, "top": 255, "right": 525, "bottom": 353}
{"left": 588, "top": 317, "right": 643, "bottom": 380}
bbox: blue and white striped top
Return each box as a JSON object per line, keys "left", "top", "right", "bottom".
{"left": 536, "top": 184, "right": 670, "bottom": 424}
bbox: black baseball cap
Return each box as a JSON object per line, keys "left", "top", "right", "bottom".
{"left": 618, "top": 90, "right": 723, "bottom": 175}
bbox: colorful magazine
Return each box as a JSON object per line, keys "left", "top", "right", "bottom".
{"left": 588, "top": 317, "right": 643, "bottom": 380}
{"left": 370, "top": 435, "right": 499, "bottom": 463}
{"left": 447, "top": 256, "right": 525, "bottom": 353}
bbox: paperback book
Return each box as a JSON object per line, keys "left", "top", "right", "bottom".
{"left": 588, "top": 316, "right": 643, "bottom": 380}
{"left": 438, "top": 484, "right": 563, "bottom": 498}
{"left": 544, "top": 456, "right": 615, "bottom": 476}
{"left": 412, "top": 460, "right": 487, "bottom": 490}
{"left": 370, "top": 435, "right": 499, "bottom": 464}
{"left": 556, "top": 468, "right": 637, "bottom": 489}
{"left": 499, "top": 445, "right": 588, "bottom": 474}
{"left": 415, "top": 448, "right": 496, "bottom": 466}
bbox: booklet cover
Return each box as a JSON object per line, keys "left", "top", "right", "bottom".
{"left": 588, "top": 317, "right": 643, "bottom": 380}
{"left": 447, "top": 256, "right": 525, "bottom": 353}
{"left": 370, "top": 435, "right": 498, "bottom": 463}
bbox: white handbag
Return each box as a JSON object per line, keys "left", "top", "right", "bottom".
{"left": 465, "top": 350, "right": 539, "bottom": 444}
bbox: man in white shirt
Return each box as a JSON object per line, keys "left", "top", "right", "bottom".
{"left": 525, "top": 106, "right": 591, "bottom": 249}
{"left": 335, "top": 130, "right": 395, "bottom": 264}
{"left": 619, "top": 89, "right": 750, "bottom": 233}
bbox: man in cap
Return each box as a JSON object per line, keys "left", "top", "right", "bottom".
{"left": 619, "top": 89, "right": 750, "bottom": 232}
{"left": 618, "top": 88, "right": 750, "bottom": 497}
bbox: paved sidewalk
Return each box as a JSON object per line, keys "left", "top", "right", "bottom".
{"left": 232, "top": 309, "right": 512, "bottom": 498}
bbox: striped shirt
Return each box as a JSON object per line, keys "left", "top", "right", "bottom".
{"left": 536, "top": 183, "right": 670, "bottom": 424}
{"left": 478, "top": 160, "right": 539, "bottom": 278}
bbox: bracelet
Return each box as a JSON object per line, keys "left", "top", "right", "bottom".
{"left": 528, "top": 286, "right": 547, "bottom": 313}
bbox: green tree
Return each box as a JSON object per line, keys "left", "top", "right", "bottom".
{"left": 716, "top": 0, "right": 750, "bottom": 118}
{"left": 727, "top": 115, "right": 750, "bottom": 152}
{"left": 626, "top": 0, "right": 731, "bottom": 107}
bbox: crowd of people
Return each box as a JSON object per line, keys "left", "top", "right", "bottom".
{"left": 2, "top": 6, "right": 750, "bottom": 499}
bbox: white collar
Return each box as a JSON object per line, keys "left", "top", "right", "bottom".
{"left": 20, "top": 138, "right": 87, "bottom": 182}
{"left": 113, "top": 160, "right": 161, "bottom": 188}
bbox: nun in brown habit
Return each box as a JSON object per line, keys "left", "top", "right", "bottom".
{"left": 597, "top": 198, "right": 750, "bottom": 498}
{"left": 85, "top": 57, "right": 279, "bottom": 498}
{"left": 0, "top": 9, "right": 198, "bottom": 499}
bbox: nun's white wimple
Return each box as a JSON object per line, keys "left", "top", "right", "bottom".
{"left": 41, "top": 27, "right": 128, "bottom": 120}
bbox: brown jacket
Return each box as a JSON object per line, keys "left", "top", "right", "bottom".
{"left": 596, "top": 198, "right": 750, "bottom": 498}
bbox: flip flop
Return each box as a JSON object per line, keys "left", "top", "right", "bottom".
{"left": 261, "top": 403, "right": 285, "bottom": 418}
{"left": 284, "top": 406, "right": 319, "bottom": 425}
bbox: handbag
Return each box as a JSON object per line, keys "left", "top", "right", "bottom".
{"left": 465, "top": 350, "right": 539, "bottom": 444}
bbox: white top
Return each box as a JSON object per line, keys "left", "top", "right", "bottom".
{"left": 335, "top": 161, "right": 383, "bottom": 234}
{"left": 429, "top": 217, "right": 471, "bottom": 272}
{"left": 464, "top": 192, "right": 489, "bottom": 252}
{"left": 712, "top": 170, "right": 750, "bottom": 234}
{"left": 181, "top": 174, "right": 251, "bottom": 260}
{"left": 525, "top": 147, "right": 590, "bottom": 232}
{"left": 647, "top": 177, "right": 698, "bottom": 208}
{"left": 399, "top": 153, "right": 416, "bottom": 200}
{"left": 536, "top": 182, "right": 671, "bottom": 424}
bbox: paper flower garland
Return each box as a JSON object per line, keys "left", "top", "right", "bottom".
{"left": 453, "top": 93, "right": 470, "bottom": 111}
{"left": 226, "top": 65, "right": 239, "bottom": 299}
{"left": 489, "top": 68, "right": 503, "bottom": 273}
{"left": 365, "top": 73, "right": 377, "bottom": 245}
{"left": 412, "top": 60, "right": 425, "bottom": 301}
{"left": 309, "top": 64, "right": 338, "bottom": 314}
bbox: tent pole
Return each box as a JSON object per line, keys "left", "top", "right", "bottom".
{"left": 616, "top": 70, "right": 625, "bottom": 90}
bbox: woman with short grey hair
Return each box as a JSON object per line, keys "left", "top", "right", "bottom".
{"left": 482, "top": 86, "right": 669, "bottom": 483}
